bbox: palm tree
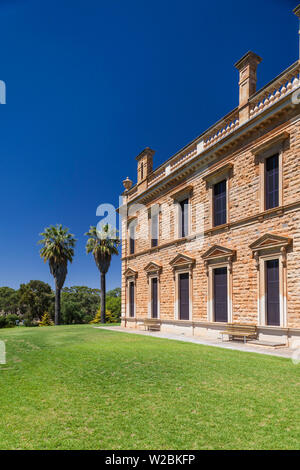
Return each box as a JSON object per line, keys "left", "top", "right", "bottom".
{"left": 85, "top": 224, "right": 120, "bottom": 324}
{"left": 39, "top": 225, "right": 76, "bottom": 325}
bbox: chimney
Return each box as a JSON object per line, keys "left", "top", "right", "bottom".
{"left": 235, "top": 51, "right": 262, "bottom": 124}
{"left": 294, "top": 4, "right": 300, "bottom": 61}
{"left": 136, "top": 147, "right": 155, "bottom": 191}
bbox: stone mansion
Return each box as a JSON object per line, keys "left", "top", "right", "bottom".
{"left": 120, "top": 6, "right": 300, "bottom": 345}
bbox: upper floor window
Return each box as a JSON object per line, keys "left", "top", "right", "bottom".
{"left": 179, "top": 198, "right": 189, "bottom": 238}
{"left": 129, "top": 224, "right": 135, "bottom": 254}
{"left": 213, "top": 179, "right": 226, "bottom": 226}
{"left": 265, "top": 154, "right": 279, "bottom": 210}
{"left": 151, "top": 212, "right": 159, "bottom": 248}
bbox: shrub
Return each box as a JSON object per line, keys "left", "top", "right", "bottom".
{"left": 90, "top": 308, "right": 119, "bottom": 324}
{"left": 105, "top": 309, "right": 120, "bottom": 324}
{"left": 39, "top": 312, "right": 54, "bottom": 327}
{"left": 0, "top": 316, "right": 8, "bottom": 328}
{"left": 0, "top": 314, "right": 19, "bottom": 328}
{"left": 90, "top": 309, "right": 101, "bottom": 324}
{"left": 6, "top": 314, "right": 19, "bottom": 327}
{"left": 23, "top": 318, "right": 39, "bottom": 327}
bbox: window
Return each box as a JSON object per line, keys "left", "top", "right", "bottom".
{"left": 179, "top": 198, "right": 189, "bottom": 237}
{"left": 265, "top": 154, "right": 279, "bottom": 210}
{"left": 266, "top": 259, "right": 280, "bottom": 326}
{"left": 214, "top": 267, "right": 228, "bottom": 322}
{"left": 213, "top": 179, "right": 226, "bottom": 226}
{"left": 151, "top": 212, "right": 159, "bottom": 248}
{"left": 129, "top": 281, "right": 135, "bottom": 317}
{"left": 151, "top": 277, "right": 158, "bottom": 319}
{"left": 179, "top": 273, "right": 189, "bottom": 320}
{"left": 129, "top": 224, "right": 135, "bottom": 254}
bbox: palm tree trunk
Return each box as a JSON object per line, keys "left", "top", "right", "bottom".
{"left": 100, "top": 272, "right": 106, "bottom": 324}
{"left": 55, "top": 287, "right": 61, "bottom": 325}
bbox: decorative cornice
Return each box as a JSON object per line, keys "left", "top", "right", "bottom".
{"left": 251, "top": 131, "right": 289, "bottom": 156}
{"left": 234, "top": 51, "right": 262, "bottom": 71}
{"left": 144, "top": 262, "right": 162, "bottom": 275}
{"left": 249, "top": 233, "right": 292, "bottom": 252}
{"left": 203, "top": 163, "right": 233, "bottom": 184}
{"left": 136, "top": 147, "right": 155, "bottom": 161}
{"left": 170, "top": 253, "right": 195, "bottom": 269}
{"left": 201, "top": 245, "right": 236, "bottom": 260}
{"left": 123, "top": 268, "right": 138, "bottom": 278}
{"left": 170, "top": 185, "right": 194, "bottom": 200}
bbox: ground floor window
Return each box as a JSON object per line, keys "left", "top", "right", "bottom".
{"left": 214, "top": 267, "right": 228, "bottom": 323}
{"left": 179, "top": 273, "right": 189, "bottom": 320}
{"left": 151, "top": 277, "right": 158, "bottom": 319}
{"left": 250, "top": 233, "right": 290, "bottom": 328}
{"left": 266, "top": 259, "right": 280, "bottom": 326}
{"left": 129, "top": 281, "right": 135, "bottom": 318}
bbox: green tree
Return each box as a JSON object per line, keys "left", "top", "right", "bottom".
{"left": 0, "top": 287, "right": 20, "bottom": 314}
{"left": 39, "top": 225, "right": 76, "bottom": 325}
{"left": 106, "top": 289, "right": 121, "bottom": 322}
{"left": 19, "top": 280, "right": 53, "bottom": 321}
{"left": 85, "top": 224, "right": 120, "bottom": 324}
{"left": 61, "top": 286, "right": 100, "bottom": 324}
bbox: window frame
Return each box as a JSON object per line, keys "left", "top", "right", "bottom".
{"left": 128, "top": 219, "right": 137, "bottom": 255}
{"left": 265, "top": 153, "right": 280, "bottom": 210}
{"left": 149, "top": 206, "right": 160, "bottom": 248}
{"left": 213, "top": 179, "right": 227, "bottom": 227}
{"left": 252, "top": 133, "right": 287, "bottom": 213}
{"left": 178, "top": 198, "right": 189, "bottom": 238}
{"left": 203, "top": 163, "right": 233, "bottom": 229}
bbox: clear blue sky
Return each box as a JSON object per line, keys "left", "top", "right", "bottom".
{"left": 0, "top": 0, "right": 298, "bottom": 291}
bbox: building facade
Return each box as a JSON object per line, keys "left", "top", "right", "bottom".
{"left": 120, "top": 7, "right": 300, "bottom": 345}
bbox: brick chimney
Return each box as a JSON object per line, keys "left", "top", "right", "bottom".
{"left": 136, "top": 147, "right": 155, "bottom": 191}
{"left": 235, "top": 51, "right": 262, "bottom": 124}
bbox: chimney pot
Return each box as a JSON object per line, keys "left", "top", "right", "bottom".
{"left": 136, "top": 147, "right": 155, "bottom": 188}
{"left": 235, "top": 51, "right": 262, "bottom": 124}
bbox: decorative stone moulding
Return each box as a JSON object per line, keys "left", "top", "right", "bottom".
{"left": 169, "top": 253, "right": 195, "bottom": 279}
{"left": 249, "top": 233, "right": 292, "bottom": 270}
{"left": 201, "top": 245, "right": 236, "bottom": 276}
{"left": 123, "top": 176, "right": 133, "bottom": 191}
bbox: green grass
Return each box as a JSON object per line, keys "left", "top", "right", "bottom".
{"left": 0, "top": 325, "right": 299, "bottom": 450}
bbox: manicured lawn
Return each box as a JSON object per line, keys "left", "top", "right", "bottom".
{"left": 0, "top": 325, "right": 299, "bottom": 450}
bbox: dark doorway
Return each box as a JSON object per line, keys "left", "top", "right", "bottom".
{"left": 179, "top": 273, "right": 189, "bottom": 320}
{"left": 266, "top": 259, "right": 280, "bottom": 326}
{"left": 151, "top": 277, "right": 158, "bottom": 319}
{"left": 214, "top": 267, "right": 228, "bottom": 322}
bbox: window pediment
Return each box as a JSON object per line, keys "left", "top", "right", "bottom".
{"left": 249, "top": 233, "right": 291, "bottom": 252}
{"left": 144, "top": 262, "right": 162, "bottom": 275}
{"left": 170, "top": 185, "right": 193, "bottom": 201}
{"left": 203, "top": 163, "right": 233, "bottom": 186}
{"left": 202, "top": 245, "right": 235, "bottom": 261}
{"left": 123, "top": 268, "right": 138, "bottom": 279}
{"left": 252, "top": 131, "right": 289, "bottom": 157}
{"left": 170, "top": 253, "right": 195, "bottom": 269}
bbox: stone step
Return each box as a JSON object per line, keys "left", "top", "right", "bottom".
{"left": 248, "top": 340, "right": 287, "bottom": 348}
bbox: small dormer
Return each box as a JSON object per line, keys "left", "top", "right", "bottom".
{"left": 136, "top": 147, "right": 155, "bottom": 188}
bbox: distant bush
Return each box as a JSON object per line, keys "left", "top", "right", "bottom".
{"left": 0, "top": 314, "right": 19, "bottom": 328}
{"left": 23, "top": 318, "right": 39, "bottom": 327}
